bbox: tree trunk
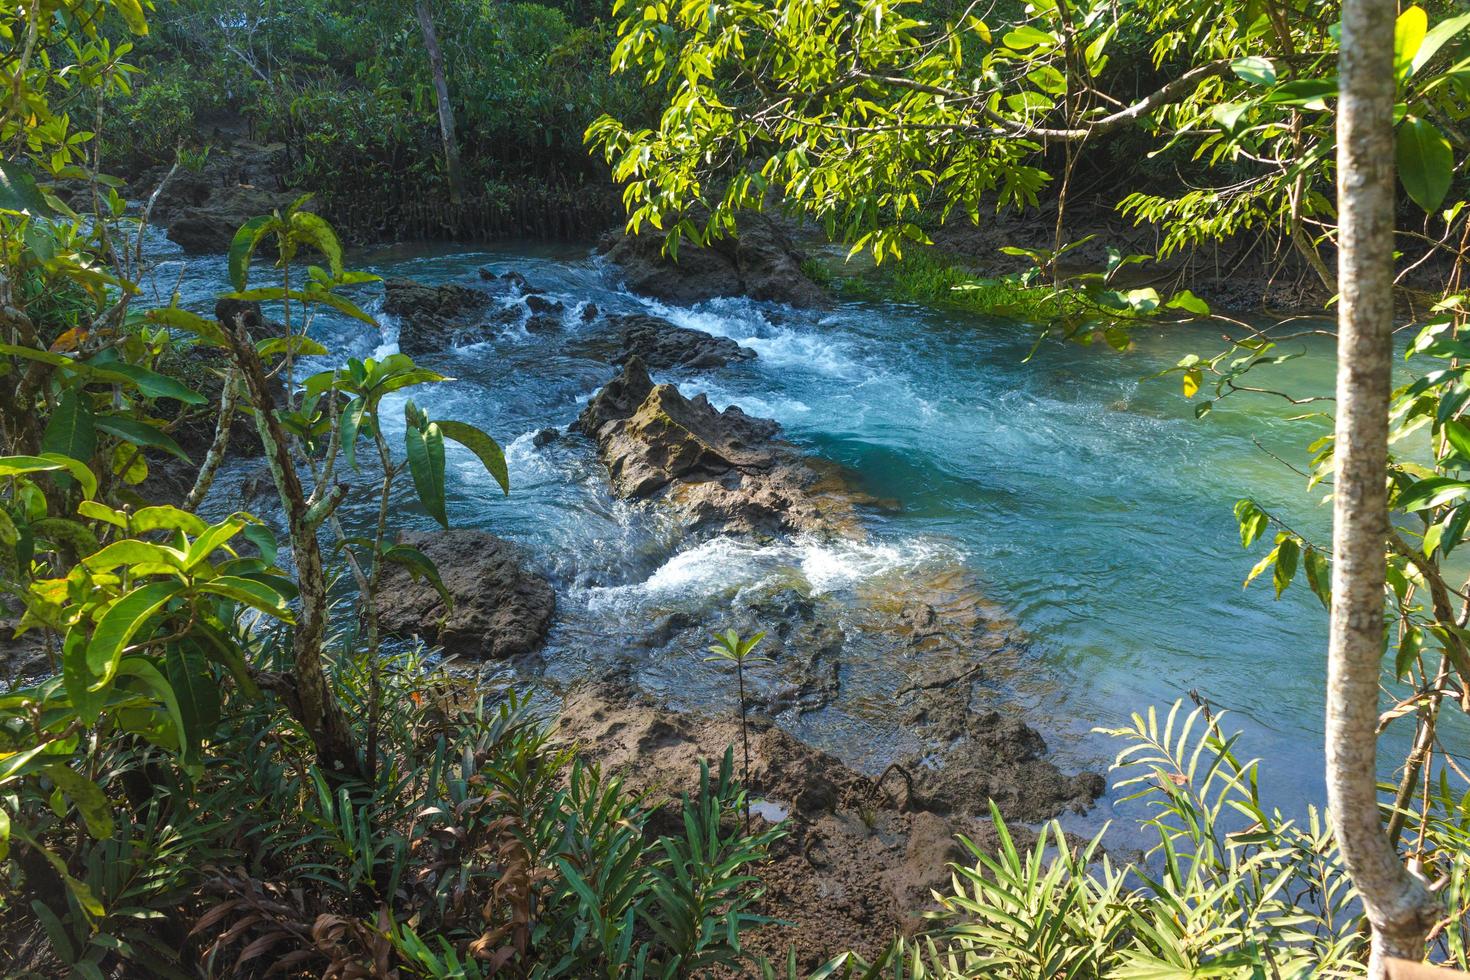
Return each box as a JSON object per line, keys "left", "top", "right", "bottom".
{"left": 224, "top": 316, "right": 362, "bottom": 781}
{"left": 1328, "top": 1, "right": 1440, "bottom": 974}
{"left": 414, "top": 0, "right": 465, "bottom": 206}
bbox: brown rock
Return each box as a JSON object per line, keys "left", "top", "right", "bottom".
{"left": 612, "top": 314, "right": 755, "bottom": 370}
{"left": 600, "top": 212, "right": 826, "bottom": 308}
{"left": 376, "top": 529, "right": 555, "bottom": 659}
{"left": 574, "top": 357, "right": 859, "bottom": 537}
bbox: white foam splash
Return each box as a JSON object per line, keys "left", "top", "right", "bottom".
{"left": 585, "top": 534, "right": 961, "bottom": 613}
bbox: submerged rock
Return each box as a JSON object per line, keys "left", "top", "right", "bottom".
{"left": 612, "top": 314, "right": 756, "bottom": 370}
{"left": 377, "top": 529, "right": 555, "bottom": 659}
{"left": 600, "top": 212, "right": 826, "bottom": 308}
{"left": 532, "top": 427, "right": 560, "bottom": 448}
{"left": 574, "top": 356, "right": 858, "bottom": 537}
{"left": 382, "top": 278, "right": 499, "bottom": 355}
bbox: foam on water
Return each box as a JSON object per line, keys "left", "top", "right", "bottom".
{"left": 583, "top": 533, "right": 962, "bottom": 613}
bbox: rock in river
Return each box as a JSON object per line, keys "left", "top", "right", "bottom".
{"left": 611, "top": 314, "right": 755, "bottom": 370}
{"left": 574, "top": 356, "right": 859, "bottom": 537}
{"left": 377, "top": 529, "right": 555, "bottom": 659}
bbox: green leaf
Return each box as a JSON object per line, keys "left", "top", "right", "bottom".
{"left": 1396, "top": 116, "right": 1454, "bottom": 213}
{"left": 113, "top": 659, "right": 191, "bottom": 762}
{"left": 1002, "top": 26, "right": 1054, "bottom": 49}
{"left": 40, "top": 390, "right": 97, "bottom": 468}
{"left": 163, "top": 642, "right": 221, "bottom": 755}
{"left": 340, "top": 396, "right": 367, "bottom": 471}
{"left": 129, "top": 505, "right": 208, "bottom": 537}
{"left": 146, "top": 307, "right": 228, "bottom": 347}
{"left": 85, "top": 350, "right": 206, "bottom": 404}
{"left": 1165, "top": 290, "right": 1211, "bottom": 316}
{"left": 435, "top": 420, "right": 510, "bottom": 496}
{"left": 0, "top": 159, "right": 58, "bottom": 217}
{"left": 0, "top": 454, "right": 97, "bottom": 499}
{"left": 1234, "top": 499, "right": 1269, "bottom": 548}
{"left": 84, "top": 581, "right": 186, "bottom": 696}
{"left": 94, "top": 415, "right": 192, "bottom": 463}
{"left": 1394, "top": 5, "right": 1428, "bottom": 80}
{"left": 43, "top": 764, "right": 114, "bottom": 840}
{"left": 1412, "top": 10, "right": 1470, "bottom": 76}
{"left": 405, "top": 406, "right": 448, "bottom": 528}
{"left": 112, "top": 0, "right": 149, "bottom": 34}
{"left": 1303, "top": 546, "right": 1331, "bottom": 609}
{"left": 1273, "top": 536, "right": 1300, "bottom": 598}
{"left": 197, "top": 576, "right": 295, "bottom": 621}
{"left": 228, "top": 216, "right": 275, "bottom": 292}
{"left": 184, "top": 516, "right": 248, "bottom": 569}
{"left": 1230, "top": 56, "right": 1276, "bottom": 86}
{"left": 1397, "top": 475, "right": 1470, "bottom": 511}
{"left": 241, "top": 524, "right": 278, "bottom": 564}
{"left": 288, "top": 212, "right": 344, "bottom": 279}
{"left": 380, "top": 544, "right": 452, "bottom": 605}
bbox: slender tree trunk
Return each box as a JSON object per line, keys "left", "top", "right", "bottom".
{"left": 414, "top": 0, "right": 465, "bottom": 206}
{"left": 224, "top": 315, "right": 362, "bottom": 781}
{"left": 1328, "top": 1, "right": 1440, "bottom": 974}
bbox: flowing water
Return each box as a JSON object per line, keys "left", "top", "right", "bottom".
{"left": 143, "top": 232, "right": 1352, "bottom": 827}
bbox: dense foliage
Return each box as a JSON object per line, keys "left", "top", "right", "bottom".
{"left": 98, "top": 0, "right": 654, "bottom": 219}
{"left": 6, "top": 0, "right": 1470, "bottom": 974}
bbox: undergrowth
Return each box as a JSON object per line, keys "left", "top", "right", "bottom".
{"left": 0, "top": 630, "right": 783, "bottom": 979}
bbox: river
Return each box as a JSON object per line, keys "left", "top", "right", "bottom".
{"left": 144, "top": 232, "right": 1345, "bottom": 829}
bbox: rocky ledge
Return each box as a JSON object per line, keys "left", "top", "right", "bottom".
{"left": 573, "top": 356, "right": 860, "bottom": 537}
{"left": 600, "top": 212, "right": 826, "bottom": 308}
{"left": 555, "top": 681, "right": 1096, "bottom": 968}
{"left": 377, "top": 529, "right": 555, "bottom": 659}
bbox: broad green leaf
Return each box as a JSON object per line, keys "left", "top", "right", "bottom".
{"left": 1273, "top": 536, "right": 1300, "bottom": 598}
{"left": 0, "top": 159, "right": 58, "bottom": 217}
{"left": 94, "top": 415, "right": 192, "bottom": 463}
{"left": 0, "top": 454, "right": 97, "bottom": 499}
{"left": 163, "top": 643, "right": 221, "bottom": 754}
{"left": 1397, "top": 116, "right": 1454, "bottom": 213}
{"left": 84, "top": 581, "right": 186, "bottom": 692}
{"left": 436, "top": 419, "right": 510, "bottom": 495}
{"left": 228, "top": 216, "right": 275, "bottom": 292}
{"left": 288, "top": 212, "right": 344, "bottom": 279}
{"left": 241, "top": 524, "right": 278, "bottom": 564}
{"left": 1412, "top": 9, "right": 1470, "bottom": 75}
{"left": 112, "top": 0, "right": 149, "bottom": 33}
{"left": 43, "top": 764, "right": 113, "bottom": 840}
{"left": 129, "top": 505, "right": 208, "bottom": 537}
{"left": 184, "top": 516, "right": 248, "bottom": 569}
{"left": 1443, "top": 420, "right": 1470, "bottom": 460}
{"left": 1002, "top": 25, "right": 1054, "bottom": 49}
{"left": 197, "top": 575, "right": 295, "bottom": 620}
{"left": 40, "top": 390, "right": 97, "bottom": 465}
{"left": 1303, "top": 546, "right": 1331, "bottom": 609}
{"left": 405, "top": 407, "right": 448, "bottom": 528}
{"left": 82, "top": 539, "right": 184, "bottom": 573}
{"left": 85, "top": 349, "right": 205, "bottom": 404}
{"left": 341, "top": 396, "right": 367, "bottom": 471}
{"left": 146, "top": 306, "right": 228, "bottom": 347}
{"left": 1394, "top": 5, "right": 1428, "bottom": 80}
{"left": 1230, "top": 56, "right": 1276, "bottom": 86}
{"left": 1397, "top": 475, "right": 1470, "bottom": 511}
{"left": 113, "top": 659, "right": 191, "bottom": 763}
{"left": 1166, "top": 290, "right": 1211, "bottom": 316}
{"left": 380, "top": 544, "right": 452, "bottom": 605}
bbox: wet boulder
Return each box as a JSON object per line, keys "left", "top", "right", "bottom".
{"left": 383, "top": 278, "right": 499, "bottom": 355}
{"left": 574, "top": 356, "right": 859, "bottom": 537}
{"left": 599, "top": 212, "right": 826, "bottom": 308}
{"left": 612, "top": 314, "right": 756, "bottom": 370}
{"left": 377, "top": 529, "right": 555, "bottom": 660}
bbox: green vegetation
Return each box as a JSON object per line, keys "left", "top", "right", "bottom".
{"left": 5, "top": 0, "right": 1470, "bottom": 974}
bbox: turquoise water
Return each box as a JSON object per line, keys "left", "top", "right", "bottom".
{"left": 147, "top": 233, "right": 1352, "bottom": 823}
